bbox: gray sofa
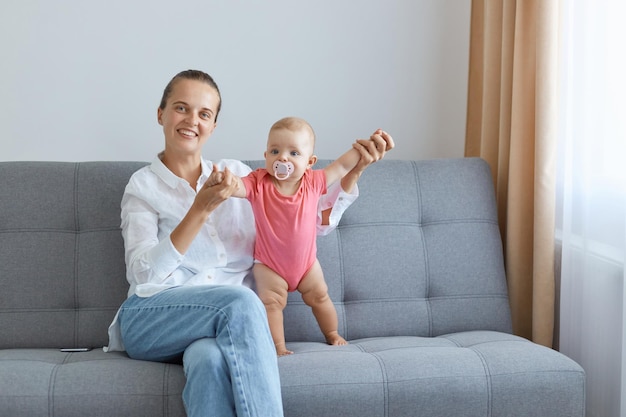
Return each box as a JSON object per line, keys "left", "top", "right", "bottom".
{"left": 0, "top": 158, "right": 584, "bottom": 416}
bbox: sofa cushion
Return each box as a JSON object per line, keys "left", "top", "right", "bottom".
{"left": 0, "top": 349, "right": 185, "bottom": 417}
{"left": 0, "top": 331, "right": 584, "bottom": 417}
{"left": 280, "top": 332, "right": 584, "bottom": 417}
{"left": 0, "top": 161, "right": 147, "bottom": 349}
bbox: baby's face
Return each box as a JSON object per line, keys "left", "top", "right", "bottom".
{"left": 264, "top": 128, "right": 315, "bottom": 182}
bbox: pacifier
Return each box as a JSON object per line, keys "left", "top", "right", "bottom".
{"left": 273, "top": 161, "right": 294, "bottom": 180}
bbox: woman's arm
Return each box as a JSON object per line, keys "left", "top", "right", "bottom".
{"left": 170, "top": 167, "right": 239, "bottom": 254}
{"left": 121, "top": 166, "right": 239, "bottom": 287}
{"left": 317, "top": 129, "right": 395, "bottom": 229}
{"left": 323, "top": 148, "right": 361, "bottom": 188}
{"left": 121, "top": 190, "right": 183, "bottom": 287}
{"left": 323, "top": 129, "right": 394, "bottom": 187}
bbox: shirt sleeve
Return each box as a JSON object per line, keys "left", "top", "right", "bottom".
{"left": 120, "top": 184, "right": 184, "bottom": 288}
{"left": 316, "top": 181, "right": 359, "bottom": 236}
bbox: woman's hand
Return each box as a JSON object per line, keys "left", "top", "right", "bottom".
{"left": 205, "top": 164, "right": 224, "bottom": 187}
{"left": 350, "top": 129, "right": 395, "bottom": 175}
{"left": 353, "top": 129, "right": 394, "bottom": 166}
{"left": 195, "top": 166, "right": 238, "bottom": 214}
{"left": 170, "top": 167, "right": 239, "bottom": 255}
{"left": 319, "top": 129, "right": 394, "bottom": 226}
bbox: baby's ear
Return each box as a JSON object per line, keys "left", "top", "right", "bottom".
{"left": 308, "top": 154, "right": 318, "bottom": 168}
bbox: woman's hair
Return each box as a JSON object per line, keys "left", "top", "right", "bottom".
{"left": 159, "top": 70, "right": 222, "bottom": 121}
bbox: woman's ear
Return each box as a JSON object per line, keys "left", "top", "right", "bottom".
{"left": 157, "top": 108, "right": 163, "bottom": 126}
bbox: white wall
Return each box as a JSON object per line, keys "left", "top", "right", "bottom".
{"left": 0, "top": 0, "right": 470, "bottom": 162}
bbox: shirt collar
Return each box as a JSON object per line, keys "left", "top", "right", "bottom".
{"left": 198, "top": 158, "right": 211, "bottom": 185}
{"left": 150, "top": 153, "right": 212, "bottom": 189}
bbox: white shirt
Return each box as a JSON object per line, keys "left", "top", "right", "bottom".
{"left": 105, "top": 156, "right": 358, "bottom": 352}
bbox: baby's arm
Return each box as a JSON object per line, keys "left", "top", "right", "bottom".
{"left": 339, "top": 129, "right": 394, "bottom": 192}
{"left": 230, "top": 173, "right": 246, "bottom": 198}
{"left": 323, "top": 148, "right": 361, "bottom": 187}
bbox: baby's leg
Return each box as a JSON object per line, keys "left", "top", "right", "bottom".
{"left": 298, "top": 259, "right": 347, "bottom": 346}
{"left": 253, "top": 263, "right": 292, "bottom": 356}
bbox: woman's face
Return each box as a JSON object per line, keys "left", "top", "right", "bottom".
{"left": 157, "top": 78, "right": 220, "bottom": 158}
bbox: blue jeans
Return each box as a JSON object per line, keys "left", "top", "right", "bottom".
{"left": 118, "top": 285, "right": 284, "bottom": 417}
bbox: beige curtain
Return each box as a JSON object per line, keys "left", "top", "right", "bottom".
{"left": 465, "top": 0, "right": 560, "bottom": 347}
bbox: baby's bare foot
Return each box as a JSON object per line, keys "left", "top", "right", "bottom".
{"left": 275, "top": 343, "right": 294, "bottom": 356}
{"left": 326, "top": 332, "right": 348, "bottom": 346}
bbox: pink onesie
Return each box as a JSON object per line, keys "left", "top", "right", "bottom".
{"left": 242, "top": 168, "right": 326, "bottom": 292}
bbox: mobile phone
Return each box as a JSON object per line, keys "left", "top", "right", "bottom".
{"left": 60, "top": 348, "right": 92, "bottom": 352}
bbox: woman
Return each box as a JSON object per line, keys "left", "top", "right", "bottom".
{"left": 105, "top": 69, "right": 393, "bottom": 417}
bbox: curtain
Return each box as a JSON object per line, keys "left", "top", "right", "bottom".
{"left": 465, "top": 0, "right": 560, "bottom": 347}
{"left": 557, "top": 1, "right": 626, "bottom": 415}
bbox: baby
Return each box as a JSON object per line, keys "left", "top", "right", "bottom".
{"left": 210, "top": 117, "right": 392, "bottom": 355}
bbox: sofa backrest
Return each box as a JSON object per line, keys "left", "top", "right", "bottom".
{"left": 0, "top": 161, "right": 146, "bottom": 349}
{"left": 262, "top": 158, "right": 512, "bottom": 342}
{"left": 0, "top": 158, "right": 511, "bottom": 349}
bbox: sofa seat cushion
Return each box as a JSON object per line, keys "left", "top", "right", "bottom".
{"left": 279, "top": 331, "right": 585, "bottom": 417}
{"left": 0, "top": 349, "right": 185, "bottom": 417}
{"left": 0, "top": 331, "right": 584, "bottom": 417}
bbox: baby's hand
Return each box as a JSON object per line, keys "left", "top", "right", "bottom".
{"left": 206, "top": 165, "right": 225, "bottom": 187}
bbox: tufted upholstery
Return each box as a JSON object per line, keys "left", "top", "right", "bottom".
{"left": 0, "top": 158, "right": 584, "bottom": 417}
{"left": 264, "top": 159, "right": 513, "bottom": 343}
{"left": 0, "top": 161, "right": 146, "bottom": 350}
